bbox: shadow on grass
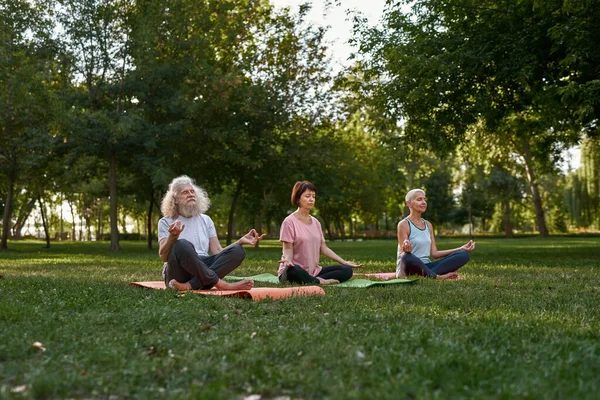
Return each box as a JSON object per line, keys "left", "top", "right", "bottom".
{"left": 0, "top": 271, "right": 599, "bottom": 398}
{"left": 1, "top": 239, "right": 599, "bottom": 398}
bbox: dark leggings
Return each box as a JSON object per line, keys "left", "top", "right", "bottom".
{"left": 165, "top": 239, "right": 245, "bottom": 289}
{"left": 279, "top": 264, "right": 353, "bottom": 285}
{"left": 399, "top": 251, "right": 470, "bottom": 278}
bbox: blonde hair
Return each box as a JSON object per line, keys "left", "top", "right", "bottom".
{"left": 405, "top": 188, "right": 426, "bottom": 203}
{"left": 160, "top": 175, "right": 211, "bottom": 218}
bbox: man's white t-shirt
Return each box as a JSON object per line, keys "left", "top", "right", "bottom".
{"left": 157, "top": 214, "right": 217, "bottom": 257}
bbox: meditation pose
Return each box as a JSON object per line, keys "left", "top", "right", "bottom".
{"left": 158, "top": 175, "right": 264, "bottom": 291}
{"left": 278, "top": 181, "right": 363, "bottom": 285}
{"left": 396, "top": 188, "right": 475, "bottom": 279}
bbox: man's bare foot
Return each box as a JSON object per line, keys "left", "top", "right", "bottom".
{"left": 437, "top": 272, "right": 460, "bottom": 280}
{"left": 317, "top": 277, "right": 340, "bottom": 285}
{"left": 214, "top": 279, "right": 254, "bottom": 291}
{"left": 168, "top": 279, "right": 192, "bottom": 291}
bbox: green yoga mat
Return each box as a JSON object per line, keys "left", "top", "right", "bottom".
{"left": 226, "top": 273, "right": 281, "bottom": 284}
{"left": 335, "top": 277, "right": 418, "bottom": 287}
{"left": 226, "top": 273, "right": 418, "bottom": 287}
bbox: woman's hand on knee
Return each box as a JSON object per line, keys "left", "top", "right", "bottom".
{"left": 401, "top": 239, "right": 413, "bottom": 253}
{"left": 343, "top": 260, "right": 363, "bottom": 268}
{"left": 278, "top": 259, "right": 294, "bottom": 268}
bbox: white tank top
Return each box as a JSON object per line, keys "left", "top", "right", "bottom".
{"left": 397, "top": 218, "right": 431, "bottom": 266}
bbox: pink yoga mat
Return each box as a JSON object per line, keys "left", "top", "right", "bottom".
{"left": 129, "top": 281, "right": 325, "bottom": 301}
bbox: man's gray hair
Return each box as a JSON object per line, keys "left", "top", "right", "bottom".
{"left": 405, "top": 188, "right": 426, "bottom": 203}
{"left": 160, "top": 175, "right": 211, "bottom": 218}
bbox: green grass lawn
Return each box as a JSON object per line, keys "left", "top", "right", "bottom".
{"left": 1, "top": 237, "right": 599, "bottom": 399}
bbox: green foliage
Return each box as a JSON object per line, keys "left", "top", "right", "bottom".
{"left": 563, "top": 137, "right": 600, "bottom": 229}
{"left": 3, "top": 0, "right": 597, "bottom": 252}
{"left": 354, "top": 0, "right": 598, "bottom": 236}
{"left": 548, "top": 0, "right": 600, "bottom": 135}
{"left": 1, "top": 238, "right": 599, "bottom": 398}
{"left": 422, "top": 168, "right": 454, "bottom": 230}
{"left": 0, "top": 0, "right": 65, "bottom": 248}
{"left": 122, "top": 0, "right": 335, "bottom": 243}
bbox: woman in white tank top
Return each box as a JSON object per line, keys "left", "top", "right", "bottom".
{"left": 396, "top": 189, "right": 476, "bottom": 279}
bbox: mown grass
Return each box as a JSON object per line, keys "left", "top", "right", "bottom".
{"left": 1, "top": 237, "right": 599, "bottom": 399}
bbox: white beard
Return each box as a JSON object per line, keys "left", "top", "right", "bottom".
{"left": 178, "top": 202, "right": 201, "bottom": 218}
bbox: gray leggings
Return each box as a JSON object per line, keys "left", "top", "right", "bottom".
{"left": 165, "top": 239, "right": 245, "bottom": 289}
{"left": 398, "top": 250, "right": 470, "bottom": 278}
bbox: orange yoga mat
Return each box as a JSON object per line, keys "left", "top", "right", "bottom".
{"left": 129, "top": 281, "right": 325, "bottom": 301}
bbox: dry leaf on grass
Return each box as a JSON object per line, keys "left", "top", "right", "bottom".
{"left": 32, "top": 342, "right": 46, "bottom": 352}
{"left": 11, "top": 385, "right": 27, "bottom": 393}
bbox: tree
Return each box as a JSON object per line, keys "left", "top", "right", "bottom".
{"left": 355, "top": 0, "right": 594, "bottom": 236}
{"left": 127, "top": 0, "right": 193, "bottom": 248}
{"left": 487, "top": 164, "right": 525, "bottom": 237}
{"left": 332, "top": 66, "right": 410, "bottom": 234}
{"left": 455, "top": 128, "right": 530, "bottom": 237}
{"left": 548, "top": 0, "right": 600, "bottom": 137}
{"left": 457, "top": 164, "right": 495, "bottom": 235}
{"left": 57, "top": 0, "right": 139, "bottom": 251}
{"left": 167, "top": 1, "right": 332, "bottom": 244}
{"left": 0, "top": 0, "right": 62, "bottom": 249}
{"left": 422, "top": 168, "right": 454, "bottom": 233}
{"left": 564, "top": 137, "right": 600, "bottom": 229}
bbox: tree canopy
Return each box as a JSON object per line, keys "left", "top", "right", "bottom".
{"left": 1, "top": 0, "right": 599, "bottom": 250}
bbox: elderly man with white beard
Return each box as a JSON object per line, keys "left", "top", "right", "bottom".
{"left": 158, "top": 175, "right": 264, "bottom": 291}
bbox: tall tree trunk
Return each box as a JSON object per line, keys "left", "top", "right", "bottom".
{"left": 79, "top": 206, "right": 84, "bottom": 241}
{"left": 227, "top": 179, "right": 243, "bottom": 245}
{"left": 121, "top": 208, "right": 127, "bottom": 234}
{"left": 38, "top": 192, "right": 50, "bottom": 249}
{"left": 59, "top": 194, "right": 64, "bottom": 240}
{"left": 255, "top": 186, "right": 272, "bottom": 249}
{"left": 467, "top": 199, "right": 473, "bottom": 237}
{"left": 1, "top": 166, "right": 16, "bottom": 250}
{"left": 86, "top": 215, "right": 92, "bottom": 241}
{"left": 146, "top": 189, "right": 154, "bottom": 250}
{"left": 520, "top": 136, "right": 549, "bottom": 237}
{"left": 109, "top": 149, "right": 121, "bottom": 251}
{"left": 255, "top": 211, "right": 264, "bottom": 249}
{"left": 322, "top": 216, "right": 333, "bottom": 241}
{"left": 78, "top": 194, "right": 84, "bottom": 241}
{"left": 503, "top": 197, "right": 514, "bottom": 238}
{"left": 69, "top": 200, "right": 77, "bottom": 241}
{"left": 98, "top": 198, "right": 104, "bottom": 241}
{"left": 335, "top": 218, "right": 345, "bottom": 239}
{"left": 13, "top": 198, "right": 36, "bottom": 239}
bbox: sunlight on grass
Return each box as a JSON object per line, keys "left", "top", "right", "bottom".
{"left": 1, "top": 237, "right": 599, "bottom": 399}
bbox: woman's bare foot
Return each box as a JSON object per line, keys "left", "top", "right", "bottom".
{"left": 437, "top": 272, "right": 460, "bottom": 280}
{"left": 214, "top": 279, "right": 254, "bottom": 291}
{"left": 168, "top": 279, "right": 192, "bottom": 291}
{"left": 317, "top": 277, "right": 340, "bottom": 285}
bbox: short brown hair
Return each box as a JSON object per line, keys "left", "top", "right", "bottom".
{"left": 291, "top": 181, "right": 317, "bottom": 206}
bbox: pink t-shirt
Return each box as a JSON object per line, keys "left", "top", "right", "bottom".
{"left": 278, "top": 213, "right": 324, "bottom": 277}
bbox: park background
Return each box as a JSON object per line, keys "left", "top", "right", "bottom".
{"left": 2, "top": 0, "right": 599, "bottom": 252}
{"left": 1, "top": 1, "right": 600, "bottom": 399}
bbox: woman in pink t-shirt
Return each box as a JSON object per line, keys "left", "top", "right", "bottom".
{"left": 278, "top": 181, "right": 363, "bottom": 284}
